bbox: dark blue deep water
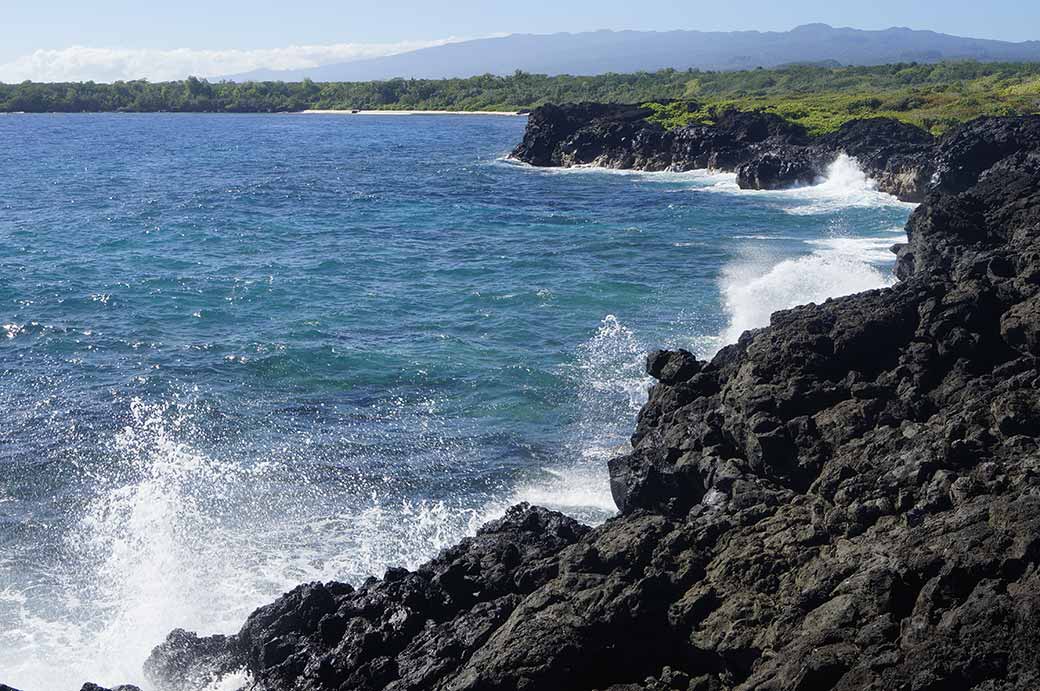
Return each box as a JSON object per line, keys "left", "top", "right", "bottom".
{"left": 0, "top": 113, "right": 914, "bottom": 689}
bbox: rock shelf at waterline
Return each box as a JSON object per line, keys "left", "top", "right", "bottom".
{"left": 131, "top": 113, "right": 1040, "bottom": 690}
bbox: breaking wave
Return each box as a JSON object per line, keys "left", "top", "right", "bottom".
{"left": 701, "top": 156, "right": 910, "bottom": 347}
{"left": 718, "top": 248, "right": 897, "bottom": 346}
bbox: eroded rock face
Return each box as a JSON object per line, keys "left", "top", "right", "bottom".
{"left": 512, "top": 104, "right": 938, "bottom": 201}
{"left": 148, "top": 115, "right": 1040, "bottom": 691}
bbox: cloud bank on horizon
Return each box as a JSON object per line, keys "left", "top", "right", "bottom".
{"left": 0, "top": 39, "right": 461, "bottom": 83}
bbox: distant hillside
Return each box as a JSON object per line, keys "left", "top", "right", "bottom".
{"left": 226, "top": 24, "right": 1040, "bottom": 82}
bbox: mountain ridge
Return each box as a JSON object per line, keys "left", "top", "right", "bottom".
{"left": 223, "top": 23, "right": 1040, "bottom": 82}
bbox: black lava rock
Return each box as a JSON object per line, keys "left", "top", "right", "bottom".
{"left": 646, "top": 349, "right": 703, "bottom": 385}
{"left": 512, "top": 104, "right": 938, "bottom": 201}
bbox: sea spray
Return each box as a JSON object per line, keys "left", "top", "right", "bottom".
{"left": 719, "top": 250, "right": 896, "bottom": 346}
{"left": 711, "top": 155, "right": 907, "bottom": 347}
{"left": 482, "top": 314, "right": 647, "bottom": 525}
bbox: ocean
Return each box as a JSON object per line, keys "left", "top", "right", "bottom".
{"left": 0, "top": 113, "right": 914, "bottom": 689}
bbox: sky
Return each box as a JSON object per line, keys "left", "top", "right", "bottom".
{"left": 2, "top": 0, "right": 1039, "bottom": 82}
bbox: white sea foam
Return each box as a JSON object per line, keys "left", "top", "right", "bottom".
{"left": 805, "top": 235, "right": 902, "bottom": 263}
{"left": 702, "top": 156, "right": 911, "bottom": 347}
{"left": 506, "top": 154, "right": 913, "bottom": 216}
{"left": 778, "top": 155, "right": 915, "bottom": 215}
{"left": 498, "top": 157, "right": 735, "bottom": 186}
{"left": 0, "top": 400, "right": 492, "bottom": 691}
{"left": 659, "top": 154, "right": 915, "bottom": 215}
{"left": 718, "top": 249, "right": 897, "bottom": 346}
{"left": 202, "top": 670, "right": 253, "bottom": 691}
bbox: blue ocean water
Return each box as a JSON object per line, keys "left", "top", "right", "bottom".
{"left": 0, "top": 113, "right": 913, "bottom": 689}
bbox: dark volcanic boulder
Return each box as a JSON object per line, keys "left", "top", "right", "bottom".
{"left": 645, "top": 349, "right": 702, "bottom": 385}
{"left": 736, "top": 145, "right": 827, "bottom": 190}
{"left": 143, "top": 628, "right": 242, "bottom": 691}
{"left": 712, "top": 108, "right": 809, "bottom": 147}
{"left": 150, "top": 115, "right": 1040, "bottom": 691}
{"left": 510, "top": 102, "right": 656, "bottom": 167}
{"left": 511, "top": 104, "right": 810, "bottom": 174}
{"left": 929, "top": 115, "right": 1040, "bottom": 194}
{"left": 79, "top": 685, "right": 143, "bottom": 691}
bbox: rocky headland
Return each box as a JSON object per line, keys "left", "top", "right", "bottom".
{"left": 8, "top": 110, "right": 1039, "bottom": 691}
{"left": 510, "top": 103, "right": 938, "bottom": 202}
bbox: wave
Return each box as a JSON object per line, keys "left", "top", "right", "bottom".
{"left": 697, "top": 156, "right": 909, "bottom": 347}
{"left": 493, "top": 314, "right": 647, "bottom": 525}
{"left": 0, "top": 399, "right": 494, "bottom": 690}
{"left": 0, "top": 321, "right": 638, "bottom": 689}
{"left": 779, "top": 155, "right": 916, "bottom": 215}
{"left": 804, "top": 235, "right": 902, "bottom": 264}
{"left": 504, "top": 154, "right": 913, "bottom": 216}
{"left": 677, "top": 154, "right": 915, "bottom": 215}
{"left": 718, "top": 241, "right": 899, "bottom": 347}
{"left": 496, "top": 157, "right": 735, "bottom": 185}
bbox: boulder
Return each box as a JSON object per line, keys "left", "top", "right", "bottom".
{"left": 645, "top": 349, "right": 702, "bottom": 385}
{"left": 735, "top": 146, "right": 826, "bottom": 190}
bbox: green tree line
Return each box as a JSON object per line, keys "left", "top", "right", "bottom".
{"left": 3, "top": 62, "right": 1040, "bottom": 133}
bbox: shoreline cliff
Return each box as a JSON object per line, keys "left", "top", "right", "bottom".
{"left": 13, "top": 108, "right": 1040, "bottom": 691}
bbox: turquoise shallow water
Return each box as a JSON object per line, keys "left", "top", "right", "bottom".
{"left": 0, "top": 113, "right": 914, "bottom": 689}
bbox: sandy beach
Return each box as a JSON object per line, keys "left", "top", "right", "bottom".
{"left": 299, "top": 109, "right": 524, "bottom": 116}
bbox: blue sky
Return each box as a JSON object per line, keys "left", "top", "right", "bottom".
{"left": 3, "top": 0, "right": 1039, "bottom": 82}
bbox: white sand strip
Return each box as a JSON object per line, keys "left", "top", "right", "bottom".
{"left": 298, "top": 109, "right": 524, "bottom": 116}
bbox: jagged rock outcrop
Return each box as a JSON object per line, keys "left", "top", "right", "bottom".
{"left": 512, "top": 103, "right": 937, "bottom": 201}
{"left": 147, "top": 115, "right": 1040, "bottom": 691}
{"left": 147, "top": 505, "right": 590, "bottom": 690}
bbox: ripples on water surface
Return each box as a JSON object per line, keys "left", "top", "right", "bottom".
{"left": 0, "top": 114, "right": 914, "bottom": 689}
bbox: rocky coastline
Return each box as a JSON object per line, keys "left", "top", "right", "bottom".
{"left": 8, "top": 109, "right": 1040, "bottom": 691}
{"left": 510, "top": 103, "right": 937, "bottom": 202}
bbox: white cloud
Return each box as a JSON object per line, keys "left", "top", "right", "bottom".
{"left": 0, "top": 39, "right": 460, "bottom": 83}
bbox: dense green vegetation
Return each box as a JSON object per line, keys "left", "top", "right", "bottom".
{"left": 642, "top": 62, "right": 1040, "bottom": 134}
{"left": 3, "top": 62, "right": 1040, "bottom": 133}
